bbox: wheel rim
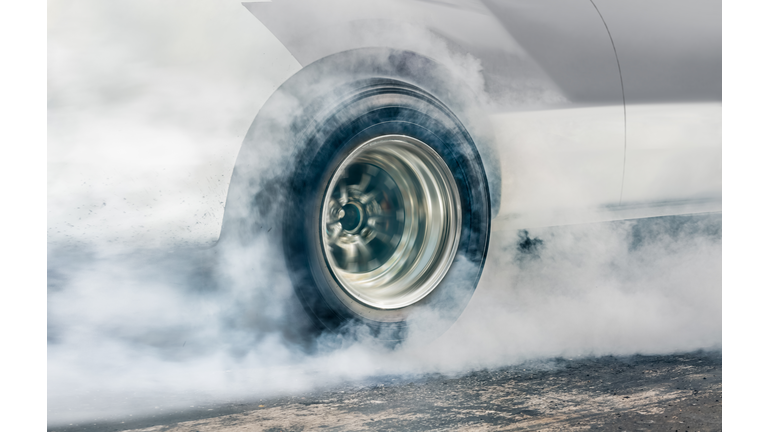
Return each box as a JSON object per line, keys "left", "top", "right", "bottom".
{"left": 321, "top": 135, "right": 461, "bottom": 310}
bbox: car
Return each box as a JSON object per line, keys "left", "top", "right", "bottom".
{"left": 48, "top": 0, "right": 721, "bottom": 341}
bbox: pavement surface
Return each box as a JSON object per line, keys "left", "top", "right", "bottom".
{"left": 50, "top": 351, "right": 721, "bottom": 432}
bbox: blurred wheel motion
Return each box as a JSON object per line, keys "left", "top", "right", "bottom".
{"left": 322, "top": 135, "right": 462, "bottom": 310}
{"left": 226, "top": 49, "right": 493, "bottom": 340}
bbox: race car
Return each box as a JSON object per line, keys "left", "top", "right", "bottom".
{"left": 48, "top": 0, "right": 721, "bottom": 340}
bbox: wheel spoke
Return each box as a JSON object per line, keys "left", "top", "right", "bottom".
{"left": 342, "top": 243, "right": 358, "bottom": 271}
{"left": 355, "top": 173, "right": 371, "bottom": 192}
{"left": 370, "top": 226, "right": 391, "bottom": 243}
{"left": 367, "top": 213, "right": 395, "bottom": 222}
{"left": 358, "top": 190, "right": 381, "bottom": 205}
{"left": 327, "top": 199, "right": 342, "bottom": 222}
{"left": 326, "top": 222, "right": 342, "bottom": 243}
{"left": 356, "top": 241, "right": 372, "bottom": 265}
{"left": 338, "top": 181, "right": 348, "bottom": 206}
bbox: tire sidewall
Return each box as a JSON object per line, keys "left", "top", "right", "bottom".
{"left": 223, "top": 49, "right": 492, "bottom": 338}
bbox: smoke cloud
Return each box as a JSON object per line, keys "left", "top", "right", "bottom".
{"left": 47, "top": 213, "right": 721, "bottom": 426}
{"left": 47, "top": 1, "right": 721, "bottom": 427}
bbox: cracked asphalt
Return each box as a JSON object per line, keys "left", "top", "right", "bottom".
{"left": 50, "top": 351, "right": 721, "bottom": 432}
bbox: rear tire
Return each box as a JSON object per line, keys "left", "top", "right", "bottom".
{"left": 223, "top": 49, "right": 492, "bottom": 341}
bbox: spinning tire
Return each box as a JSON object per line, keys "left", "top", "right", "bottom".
{"left": 224, "top": 49, "right": 493, "bottom": 340}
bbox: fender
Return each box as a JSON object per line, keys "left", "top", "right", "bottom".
{"left": 244, "top": 0, "right": 721, "bottom": 230}
{"left": 243, "top": 0, "right": 628, "bottom": 229}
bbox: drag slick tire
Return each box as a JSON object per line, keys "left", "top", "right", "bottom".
{"left": 225, "top": 49, "right": 492, "bottom": 341}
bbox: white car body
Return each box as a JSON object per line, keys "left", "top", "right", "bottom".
{"left": 48, "top": 0, "right": 721, "bottom": 248}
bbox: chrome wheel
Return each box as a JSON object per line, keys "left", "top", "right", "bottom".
{"left": 321, "top": 135, "right": 461, "bottom": 310}
{"left": 238, "top": 54, "right": 494, "bottom": 336}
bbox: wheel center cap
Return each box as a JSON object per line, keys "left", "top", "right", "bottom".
{"left": 340, "top": 202, "right": 364, "bottom": 232}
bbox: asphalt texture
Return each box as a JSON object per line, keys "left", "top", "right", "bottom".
{"left": 49, "top": 351, "right": 721, "bottom": 432}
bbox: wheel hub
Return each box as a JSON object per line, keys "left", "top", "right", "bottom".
{"left": 339, "top": 202, "right": 363, "bottom": 232}
{"left": 321, "top": 135, "right": 461, "bottom": 310}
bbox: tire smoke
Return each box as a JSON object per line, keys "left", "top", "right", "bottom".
{"left": 47, "top": 1, "right": 721, "bottom": 427}
{"left": 47, "top": 214, "right": 721, "bottom": 425}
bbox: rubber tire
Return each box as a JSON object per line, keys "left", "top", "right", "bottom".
{"left": 222, "top": 48, "right": 492, "bottom": 341}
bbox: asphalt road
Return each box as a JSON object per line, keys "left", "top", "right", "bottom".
{"left": 50, "top": 351, "right": 721, "bottom": 432}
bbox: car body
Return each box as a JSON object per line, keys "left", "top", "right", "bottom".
{"left": 243, "top": 0, "right": 721, "bottom": 231}
{"left": 48, "top": 0, "right": 721, "bottom": 335}
{"left": 48, "top": 0, "right": 720, "bottom": 248}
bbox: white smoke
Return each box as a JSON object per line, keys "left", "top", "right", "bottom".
{"left": 48, "top": 0, "right": 301, "bottom": 248}
{"left": 47, "top": 0, "right": 721, "bottom": 427}
{"left": 47, "top": 214, "right": 721, "bottom": 425}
